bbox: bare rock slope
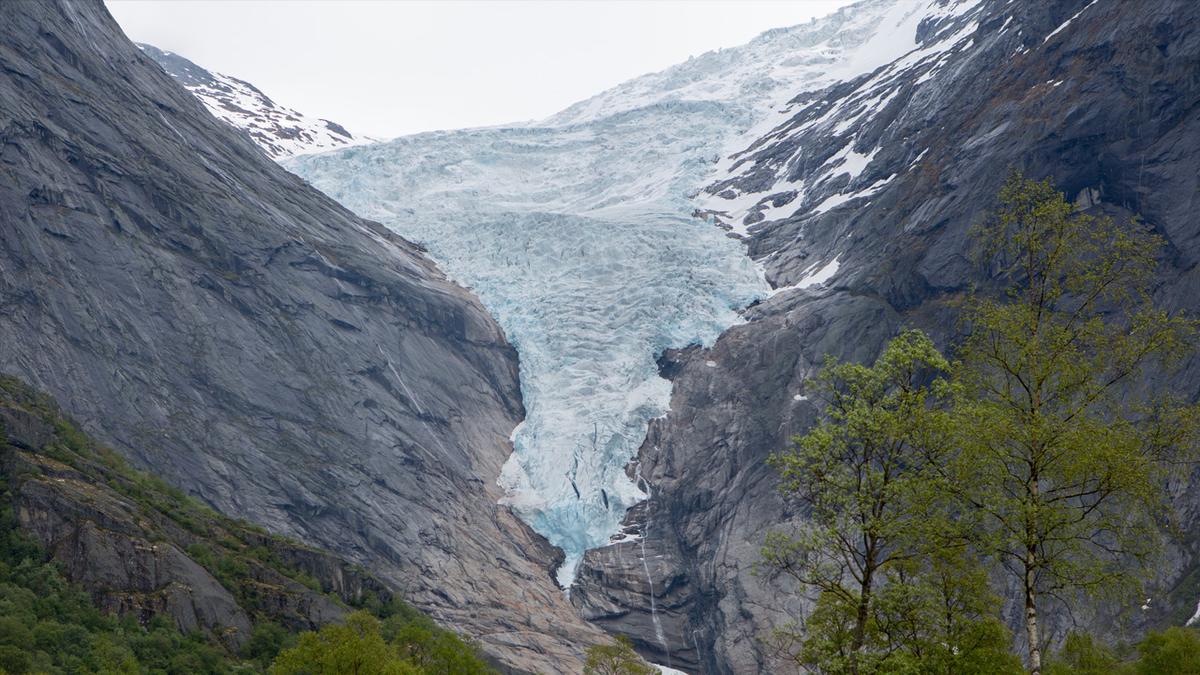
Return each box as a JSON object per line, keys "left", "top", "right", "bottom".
{"left": 0, "top": 2, "right": 599, "bottom": 671}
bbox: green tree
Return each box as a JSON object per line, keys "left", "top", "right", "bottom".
{"left": 947, "top": 172, "right": 1199, "bottom": 674}
{"left": 872, "top": 551, "right": 1022, "bottom": 675}
{"left": 1044, "top": 627, "right": 1200, "bottom": 675}
{"left": 242, "top": 621, "right": 292, "bottom": 668}
{"left": 1044, "top": 632, "right": 1128, "bottom": 675}
{"left": 763, "top": 330, "right": 958, "bottom": 673}
{"left": 583, "top": 635, "right": 656, "bottom": 675}
{"left": 1136, "top": 627, "right": 1200, "bottom": 675}
{"left": 384, "top": 613, "right": 492, "bottom": 674}
{"left": 269, "top": 611, "right": 420, "bottom": 675}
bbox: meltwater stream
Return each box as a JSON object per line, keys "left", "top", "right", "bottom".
{"left": 286, "top": 0, "right": 938, "bottom": 586}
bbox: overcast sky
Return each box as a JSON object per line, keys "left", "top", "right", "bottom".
{"left": 106, "top": 1, "right": 855, "bottom": 138}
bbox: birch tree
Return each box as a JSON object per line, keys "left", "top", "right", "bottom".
{"left": 948, "top": 173, "right": 1199, "bottom": 674}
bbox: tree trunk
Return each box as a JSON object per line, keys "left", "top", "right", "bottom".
{"left": 849, "top": 559, "right": 875, "bottom": 675}
{"left": 1024, "top": 553, "right": 1041, "bottom": 675}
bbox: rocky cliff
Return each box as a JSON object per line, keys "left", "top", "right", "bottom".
{"left": 0, "top": 1, "right": 599, "bottom": 671}
{"left": 573, "top": 0, "right": 1200, "bottom": 671}
{"left": 0, "top": 376, "right": 386, "bottom": 649}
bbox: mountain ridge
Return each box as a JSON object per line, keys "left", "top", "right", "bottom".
{"left": 137, "top": 43, "right": 374, "bottom": 160}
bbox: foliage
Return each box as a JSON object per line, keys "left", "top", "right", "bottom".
{"left": 267, "top": 603, "right": 496, "bottom": 675}
{"left": 1044, "top": 633, "right": 1128, "bottom": 675}
{"left": 1044, "top": 627, "right": 1200, "bottom": 675}
{"left": 944, "top": 172, "right": 1200, "bottom": 671}
{"left": 380, "top": 606, "right": 494, "bottom": 674}
{"left": 764, "top": 330, "right": 984, "bottom": 673}
{"left": 583, "top": 635, "right": 657, "bottom": 675}
{"left": 1135, "top": 627, "right": 1200, "bottom": 675}
{"left": 242, "top": 621, "right": 293, "bottom": 670}
{"left": 869, "top": 551, "right": 1022, "bottom": 675}
{"left": 0, "top": 486, "right": 239, "bottom": 674}
{"left": 269, "top": 611, "right": 421, "bottom": 675}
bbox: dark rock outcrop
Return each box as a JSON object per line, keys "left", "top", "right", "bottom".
{"left": 0, "top": 2, "right": 599, "bottom": 670}
{"left": 575, "top": 0, "right": 1200, "bottom": 671}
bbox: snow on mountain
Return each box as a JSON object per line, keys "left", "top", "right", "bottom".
{"left": 138, "top": 44, "right": 373, "bottom": 160}
{"left": 548, "top": 0, "right": 934, "bottom": 129}
{"left": 287, "top": 0, "right": 976, "bottom": 587}
{"left": 699, "top": 0, "right": 986, "bottom": 291}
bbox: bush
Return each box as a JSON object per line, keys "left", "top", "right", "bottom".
{"left": 269, "top": 611, "right": 421, "bottom": 675}
{"left": 1046, "top": 632, "right": 1129, "bottom": 675}
{"left": 1137, "top": 627, "right": 1200, "bottom": 675}
{"left": 243, "top": 621, "right": 292, "bottom": 668}
{"left": 269, "top": 605, "right": 498, "bottom": 675}
{"left": 583, "top": 635, "right": 656, "bottom": 675}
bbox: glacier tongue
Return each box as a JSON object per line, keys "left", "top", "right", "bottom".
{"left": 285, "top": 0, "right": 945, "bottom": 586}
{"left": 288, "top": 117, "right": 766, "bottom": 586}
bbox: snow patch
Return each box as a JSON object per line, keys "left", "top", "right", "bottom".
{"left": 1044, "top": 0, "right": 1099, "bottom": 43}
{"left": 811, "top": 174, "right": 895, "bottom": 214}
{"left": 797, "top": 256, "right": 841, "bottom": 288}
{"left": 140, "top": 44, "right": 376, "bottom": 160}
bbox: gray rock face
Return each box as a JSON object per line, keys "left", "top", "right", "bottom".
{"left": 574, "top": 0, "right": 1200, "bottom": 671}
{"left": 0, "top": 1, "right": 598, "bottom": 671}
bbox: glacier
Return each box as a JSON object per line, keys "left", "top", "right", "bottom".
{"left": 286, "top": 0, "right": 952, "bottom": 586}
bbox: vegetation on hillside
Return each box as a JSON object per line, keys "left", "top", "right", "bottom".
{"left": 582, "top": 635, "right": 658, "bottom": 675}
{"left": 0, "top": 481, "right": 233, "bottom": 674}
{"left": 267, "top": 607, "right": 493, "bottom": 675}
{"left": 0, "top": 377, "right": 496, "bottom": 674}
{"left": 765, "top": 173, "right": 1200, "bottom": 674}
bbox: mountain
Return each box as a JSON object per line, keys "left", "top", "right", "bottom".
{"left": 0, "top": 1, "right": 601, "bottom": 672}
{"left": 5, "top": 0, "right": 1198, "bottom": 673}
{"left": 571, "top": 0, "right": 1200, "bottom": 672}
{"left": 284, "top": 0, "right": 950, "bottom": 597}
{"left": 137, "top": 43, "right": 373, "bottom": 160}
{"left": 291, "top": 0, "right": 1200, "bottom": 672}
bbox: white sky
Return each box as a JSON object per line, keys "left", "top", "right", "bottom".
{"left": 106, "top": 0, "right": 855, "bottom": 138}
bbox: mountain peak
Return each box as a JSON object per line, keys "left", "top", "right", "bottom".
{"left": 137, "top": 43, "right": 372, "bottom": 159}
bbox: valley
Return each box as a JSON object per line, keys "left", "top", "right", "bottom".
{"left": 2, "top": 0, "right": 1198, "bottom": 672}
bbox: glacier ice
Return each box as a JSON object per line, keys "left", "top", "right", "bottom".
{"left": 285, "top": 0, "right": 948, "bottom": 586}
{"left": 288, "top": 117, "right": 766, "bottom": 586}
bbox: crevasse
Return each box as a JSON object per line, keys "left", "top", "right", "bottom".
{"left": 286, "top": 0, "right": 944, "bottom": 586}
